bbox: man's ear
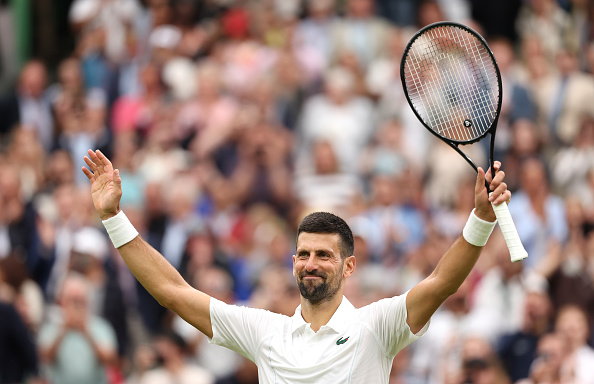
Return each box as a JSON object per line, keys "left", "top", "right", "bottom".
{"left": 343, "top": 256, "right": 356, "bottom": 278}
{"left": 292, "top": 255, "right": 296, "bottom": 277}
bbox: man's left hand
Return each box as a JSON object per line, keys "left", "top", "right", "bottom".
{"left": 474, "top": 161, "right": 511, "bottom": 222}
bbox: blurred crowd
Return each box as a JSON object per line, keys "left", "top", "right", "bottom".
{"left": 0, "top": 0, "right": 594, "bottom": 383}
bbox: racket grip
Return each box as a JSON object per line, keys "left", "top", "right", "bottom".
{"left": 490, "top": 198, "right": 528, "bottom": 262}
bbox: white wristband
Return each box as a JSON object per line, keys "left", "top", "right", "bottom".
{"left": 102, "top": 210, "right": 139, "bottom": 248}
{"left": 462, "top": 209, "right": 497, "bottom": 247}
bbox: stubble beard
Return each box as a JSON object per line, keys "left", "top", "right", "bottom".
{"left": 297, "top": 265, "right": 343, "bottom": 305}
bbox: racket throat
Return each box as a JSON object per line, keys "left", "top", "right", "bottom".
{"left": 447, "top": 141, "right": 492, "bottom": 192}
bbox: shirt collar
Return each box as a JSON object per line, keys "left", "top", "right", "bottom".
{"left": 291, "top": 296, "right": 356, "bottom": 334}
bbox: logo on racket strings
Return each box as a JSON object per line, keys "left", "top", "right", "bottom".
{"left": 463, "top": 119, "right": 472, "bottom": 128}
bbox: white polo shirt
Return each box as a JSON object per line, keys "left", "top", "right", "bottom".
{"left": 209, "top": 292, "right": 428, "bottom": 383}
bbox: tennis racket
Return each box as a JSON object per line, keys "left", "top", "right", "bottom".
{"left": 400, "top": 21, "right": 528, "bottom": 262}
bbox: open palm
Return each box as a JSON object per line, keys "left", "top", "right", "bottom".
{"left": 82, "top": 149, "right": 122, "bottom": 220}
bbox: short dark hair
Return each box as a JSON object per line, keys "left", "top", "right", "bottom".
{"left": 297, "top": 212, "right": 354, "bottom": 259}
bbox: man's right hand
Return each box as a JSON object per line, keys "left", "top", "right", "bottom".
{"left": 82, "top": 149, "right": 122, "bottom": 220}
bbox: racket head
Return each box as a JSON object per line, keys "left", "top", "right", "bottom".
{"left": 400, "top": 22, "right": 502, "bottom": 145}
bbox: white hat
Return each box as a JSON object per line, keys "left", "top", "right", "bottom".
{"left": 69, "top": 0, "right": 100, "bottom": 24}
{"left": 71, "top": 226, "right": 109, "bottom": 260}
{"left": 149, "top": 25, "right": 182, "bottom": 50}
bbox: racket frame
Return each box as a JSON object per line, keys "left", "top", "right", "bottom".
{"left": 400, "top": 21, "right": 502, "bottom": 182}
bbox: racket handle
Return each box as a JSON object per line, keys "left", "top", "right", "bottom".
{"left": 490, "top": 198, "right": 528, "bottom": 262}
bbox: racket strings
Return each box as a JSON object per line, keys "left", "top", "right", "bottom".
{"left": 403, "top": 25, "right": 499, "bottom": 142}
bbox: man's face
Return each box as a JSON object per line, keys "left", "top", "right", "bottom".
{"left": 293, "top": 232, "right": 352, "bottom": 304}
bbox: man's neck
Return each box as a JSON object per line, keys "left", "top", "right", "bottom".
{"left": 300, "top": 293, "right": 343, "bottom": 332}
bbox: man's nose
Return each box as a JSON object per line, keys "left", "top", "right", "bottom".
{"left": 305, "top": 255, "right": 318, "bottom": 271}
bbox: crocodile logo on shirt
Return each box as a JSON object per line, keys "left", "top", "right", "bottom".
{"left": 336, "top": 337, "right": 350, "bottom": 345}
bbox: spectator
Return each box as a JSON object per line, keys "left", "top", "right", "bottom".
{"left": 5, "top": 127, "right": 45, "bottom": 199}
{"left": 508, "top": 157, "right": 568, "bottom": 270}
{"left": 0, "top": 163, "right": 55, "bottom": 290}
{"left": 175, "top": 61, "right": 239, "bottom": 157}
{"left": 551, "top": 117, "right": 594, "bottom": 202}
{"left": 489, "top": 37, "right": 537, "bottom": 159}
{"left": 359, "top": 118, "right": 414, "bottom": 180}
{"left": 498, "top": 289, "right": 553, "bottom": 382}
{"left": 329, "top": 0, "right": 391, "bottom": 69}
{"left": 200, "top": 120, "right": 293, "bottom": 215}
{"left": 292, "top": 0, "right": 337, "bottom": 81}
{"left": 502, "top": 119, "right": 545, "bottom": 192}
{"left": 0, "top": 255, "right": 45, "bottom": 333}
{"left": 111, "top": 63, "right": 174, "bottom": 139}
{"left": 50, "top": 57, "right": 109, "bottom": 185}
{"left": 356, "top": 172, "right": 425, "bottom": 264}
{"left": 111, "top": 131, "right": 146, "bottom": 210}
{"left": 0, "top": 301, "right": 39, "bottom": 384}
{"left": 172, "top": 266, "right": 241, "bottom": 380}
{"left": 69, "top": 0, "right": 142, "bottom": 84}
{"left": 297, "top": 66, "right": 375, "bottom": 172}
{"left": 44, "top": 183, "right": 89, "bottom": 299}
{"left": 533, "top": 48, "right": 594, "bottom": 147}
{"left": 365, "top": 26, "right": 406, "bottom": 100}
{"left": 457, "top": 336, "right": 511, "bottom": 384}
{"left": 408, "top": 279, "right": 499, "bottom": 383}
{"left": 535, "top": 197, "right": 594, "bottom": 328}
{"left": 39, "top": 273, "right": 118, "bottom": 384}
{"left": 294, "top": 139, "right": 363, "bottom": 215}
{"left": 516, "top": 332, "right": 569, "bottom": 384}
{"left": 0, "top": 60, "right": 53, "bottom": 150}
{"left": 431, "top": 175, "right": 476, "bottom": 240}
{"left": 69, "top": 226, "right": 130, "bottom": 357}
{"left": 516, "top": 0, "right": 575, "bottom": 61}
{"left": 554, "top": 305, "right": 594, "bottom": 383}
{"left": 424, "top": 141, "right": 486, "bottom": 209}
{"left": 137, "top": 331, "right": 214, "bottom": 384}
{"left": 472, "top": 231, "right": 545, "bottom": 338}
{"left": 218, "top": 8, "right": 279, "bottom": 98}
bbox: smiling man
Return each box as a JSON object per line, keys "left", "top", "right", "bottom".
{"left": 82, "top": 149, "right": 511, "bottom": 383}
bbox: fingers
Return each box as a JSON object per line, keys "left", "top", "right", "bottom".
{"left": 114, "top": 169, "right": 122, "bottom": 188}
{"left": 95, "top": 149, "right": 114, "bottom": 172}
{"left": 490, "top": 189, "right": 511, "bottom": 205}
{"left": 82, "top": 166, "right": 94, "bottom": 181}
{"left": 83, "top": 149, "right": 114, "bottom": 179}
{"left": 87, "top": 149, "right": 100, "bottom": 166}
{"left": 475, "top": 166, "right": 486, "bottom": 194}
{"left": 83, "top": 155, "right": 97, "bottom": 171}
{"left": 484, "top": 161, "right": 501, "bottom": 184}
{"left": 487, "top": 161, "right": 509, "bottom": 205}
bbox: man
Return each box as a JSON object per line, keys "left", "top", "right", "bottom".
{"left": 0, "top": 60, "right": 53, "bottom": 149}
{"left": 0, "top": 301, "right": 39, "bottom": 383}
{"left": 38, "top": 273, "right": 118, "bottom": 384}
{"left": 82, "top": 149, "right": 511, "bottom": 383}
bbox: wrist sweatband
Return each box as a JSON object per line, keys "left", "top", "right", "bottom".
{"left": 102, "top": 210, "right": 139, "bottom": 248}
{"left": 462, "top": 209, "right": 497, "bottom": 247}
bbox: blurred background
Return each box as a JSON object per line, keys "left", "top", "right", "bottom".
{"left": 0, "top": 0, "right": 593, "bottom": 383}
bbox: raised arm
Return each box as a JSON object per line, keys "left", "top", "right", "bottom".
{"left": 82, "top": 150, "right": 213, "bottom": 338}
{"left": 405, "top": 162, "right": 511, "bottom": 334}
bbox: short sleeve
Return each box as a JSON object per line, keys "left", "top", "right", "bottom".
{"left": 365, "top": 291, "right": 429, "bottom": 358}
{"left": 38, "top": 322, "right": 60, "bottom": 349}
{"left": 89, "top": 317, "right": 117, "bottom": 351}
{"left": 208, "top": 298, "right": 285, "bottom": 362}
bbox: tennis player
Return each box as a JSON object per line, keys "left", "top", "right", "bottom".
{"left": 83, "top": 149, "right": 511, "bottom": 383}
